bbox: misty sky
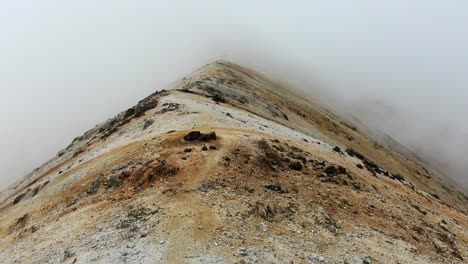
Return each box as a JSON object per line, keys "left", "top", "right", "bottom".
{"left": 0, "top": 1, "right": 467, "bottom": 192}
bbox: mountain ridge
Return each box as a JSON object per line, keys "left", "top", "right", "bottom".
{"left": 0, "top": 60, "right": 466, "bottom": 263}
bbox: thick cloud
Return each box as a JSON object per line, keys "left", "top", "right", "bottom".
{"left": 0, "top": 1, "right": 467, "bottom": 192}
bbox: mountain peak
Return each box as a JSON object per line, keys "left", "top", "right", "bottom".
{"left": 0, "top": 62, "right": 466, "bottom": 263}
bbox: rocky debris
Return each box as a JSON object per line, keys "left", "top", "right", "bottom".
{"left": 439, "top": 221, "right": 450, "bottom": 232}
{"left": 237, "top": 246, "right": 248, "bottom": 256}
{"left": 95, "top": 90, "right": 167, "bottom": 140}
{"left": 201, "top": 146, "right": 208, "bottom": 151}
{"left": 184, "top": 131, "right": 202, "bottom": 141}
{"left": 411, "top": 204, "right": 427, "bottom": 215}
{"left": 253, "top": 202, "right": 276, "bottom": 222}
{"left": 87, "top": 177, "right": 102, "bottom": 195}
{"left": 9, "top": 214, "right": 29, "bottom": 234}
{"left": 333, "top": 146, "right": 342, "bottom": 153}
{"left": 342, "top": 122, "right": 358, "bottom": 131}
{"left": 362, "top": 256, "right": 371, "bottom": 264}
{"left": 315, "top": 213, "right": 340, "bottom": 233}
{"left": 62, "top": 248, "right": 76, "bottom": 261}
{"left": 105, "top": 173, "right": 127, "bottom": 189}
{"left": 324, "top": 166, "right": 338, "bottom": 176}
{"left": 181, "top": 78, "right": 230, "bottom": 104}
{"left": 199, "top": 180, "right": 226, "bottom": 192}
{"left": 73, "top": 148, "right": 85, "bottom": 158}
{"left": 363, "top": 159, "right": 386, "bottom": 176}
{"left": 291, "top": 154, "right": 306, "bottom": 163}
{"left": 127, "top": 91, "right": 163, "bottom": 118}
{"left": 116, "top": 204, "right": 160, "bottom": 238}
{"left": 319, "top": 165, "right": 359, "bottom": 188}
{"left": 288, "top": 161, "right": 303, "bottom": 171}
{"left": 129, "top": 160, "right": 179, "bottom": 187}
{"left": 436, "top": 232, "right": 463, "bottom": 260}
{"left": 352, "top": 182, "right": 362, "bottom": 190}
{"left": 392, "top": 174, "right": 405, "bottom": 182}
{"left": 201, "top": 132, "right": 218, "bottom": 142}
{"left": 13, "top": 193, "right": 25, "bottom": 205}
{"left": 31, "top": 182, "right": 47, "bottom": 197}
{"left": 345, "top": 148, "right": 365, "bottom": 160}
{"left": 142, "top": 119, "right": 154, "bottom": 130}
{"left": 158, "top": 102, "right": 179, "bottom": 114}
{"left": 264, "top": 184, "right": 287, "bottom": 193}
{"left": 183, "top": 131, "right": 217, "bottom": 142}
{"left": 256, "top": 139, "right": 283, "bottom": 170}
{"left": 346, "top": 148, "right": 407, "bottom": 183}
{"left": 250, "top": 200, "right": 297, "bottom": 223}
{"left": 212, "top": 94, "right": 226, "bottom": 103}
{"left": 337, "top": 166, "right": 347, "bottom": 174}
{"left": 84, "top": 160, "right": 179, "bottom": 196}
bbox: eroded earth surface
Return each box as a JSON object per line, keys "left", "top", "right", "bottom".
{"left": 0, "top": 61, "right": 466, "bottom": 263}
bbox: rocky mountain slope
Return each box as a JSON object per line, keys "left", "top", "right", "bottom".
{"left": 0, "top": 60, "right": 466, "bottom": 263}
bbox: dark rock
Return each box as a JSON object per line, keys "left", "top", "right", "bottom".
{"left": 333, "top": 146, "right": 342, "bottom": 153}
{"left": 184, "top": 148, "right": 193, "bottom": 153}
{"left": 87, "top": 178, "right": 101, "bottom": 195}
{"left": 31, "top": 186, "right": 41, "bottom": 197}
{"left": 289, "top": 161, "right": 303, "bottom": 171}
{"left": 431, "top": 193, "right": 440, "bottom": 200}
{"left": 106, "top": 174, "right": 125, "bottom": 188}
{"left": 209, "top": 145, "right": 217, "bottom": 150}
{"left": 345, "top": 148, "right": 365, "bottom": 160}
{"left": 352, "top": 182, "right": 362, "bottom": 190}
{"left": 13, "top": 193, "right": 25, "bottom": 205}
{"left": 362, "top": 256, "right": 371, "bottom": 264}
{"left": 325, "top": 166, "right": 338, "bottom": 176}
{"left": 337, "top": 166, "right": 347, "bottom": 174}
{"left": 30, "top": 225, "right": 39, "bottom": 233}
{"left": 356, "top": 164, "right": 364, "bottom": 169}
{"left": 292, "top": 155, "right": 306, "bottom": 163}
{"left": 184, "top": 131, "right": 202, "bottom": 141}
{"left": 212, "top": 94, "right": 226, "bottom": 103}
{"left": 159, "top": 102, "right": 179, "bottom": 113}
{"left": 200, "top": 132, "right": 217, "bottom": 142}
{"left": 201, "top": 146, "right": 208, "bottom": 151}
{"left": 411, "top": 204, "right": 427, "bottom": 215}
{"left": 143, "top": 119, "right": 154, "bottom": 130}
{"left": 393, "top": 174, "right": 405, "bottom": 182}
{"left": 9, "top": 214, "right": 29, "bottom": 234}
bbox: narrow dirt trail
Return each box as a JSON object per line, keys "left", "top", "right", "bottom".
{"left": 163, "top": 131, "right": 230, "bottom": 263}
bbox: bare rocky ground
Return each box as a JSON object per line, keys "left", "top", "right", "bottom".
{"left": 0, "top": 61, "right": 466, "bottom": 263}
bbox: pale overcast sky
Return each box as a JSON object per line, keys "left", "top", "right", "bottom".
{"left": 0, "top": 1, "right": 467, "bottom": 192}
